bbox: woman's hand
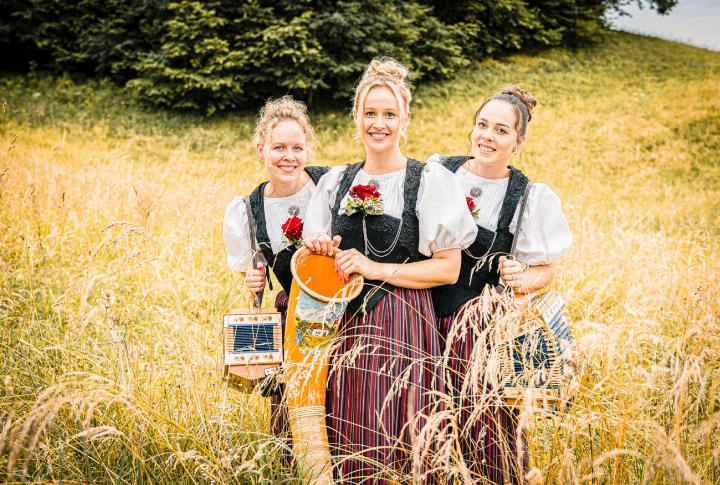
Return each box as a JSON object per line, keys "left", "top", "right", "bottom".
{"left": 334, "top": 248, "right": 384, "bottom": 282}
{"left": 499, "top": 255, "right": 530, "bottom": 292}
{"left": 304, "top": 233, "right": 342, "bottom": 256}
{"left": 499, "top": 256, "right": 556, "bottom": 294}
{"left": 245, "top": 262, "right": 266, "bottom": 294}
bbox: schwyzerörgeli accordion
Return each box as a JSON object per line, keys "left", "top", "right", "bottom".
{"left": 223, "top": 308, "right": 283, "bottom": 389}
{"left": 501, "top": 290, "right": 577, "bottom": 409}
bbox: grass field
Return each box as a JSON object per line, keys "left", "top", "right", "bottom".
{"left": 1, "top": 31, "right": 719, "bottom": 483}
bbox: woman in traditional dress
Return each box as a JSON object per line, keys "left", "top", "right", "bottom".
{"left": 223, "top": 95, "right": 328, "bottom": 436}
{"left": 429, "top": 85, "right": 572, "bottom": 484}
{"left": 302, "top": 57, "right": 477, "bottom": 482}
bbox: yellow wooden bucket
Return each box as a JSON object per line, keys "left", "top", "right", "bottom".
{"left": 284, "top": 247, "right": 363, "bottom": 483}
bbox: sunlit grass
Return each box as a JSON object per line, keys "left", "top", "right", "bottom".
{"left": 1, "top": 31, "right": 719, "bottom": 483}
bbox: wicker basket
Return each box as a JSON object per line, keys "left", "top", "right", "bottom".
{"left": 500, "top": 290, "right": 578, "bottom": 411}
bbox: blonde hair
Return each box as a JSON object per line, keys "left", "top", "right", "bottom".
{"left": 352, "top": 57, "right": 412, "bottom": 139}
{"left": 254, "top": 96, "right": 316, "bottom": 156}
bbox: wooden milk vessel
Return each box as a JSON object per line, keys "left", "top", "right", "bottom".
{"left": 284, "top": 247, "right": 363, "bottom": 483}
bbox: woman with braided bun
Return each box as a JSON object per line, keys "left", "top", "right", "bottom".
{"left": 303, "top": 57, "right": 477, "bottom": 482}
{"left": 223, "top": 95, "right": 329, "bottom": 437}
{"left": 428, "top": 86, "right": 572, "bottom": 483}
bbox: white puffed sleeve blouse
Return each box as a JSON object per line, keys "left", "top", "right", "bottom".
{"left": 223, "top": 180, "right": 316, "bottom": 271}
{"left": 302, "top": 161, "right": 477, "bottom": 256}
{"left": 426, "top": 153, "right": 572, "bottom": 266}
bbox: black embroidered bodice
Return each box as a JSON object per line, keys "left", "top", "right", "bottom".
{"left": 248, "top": 165, "right": 330, "bottom": 294}
{"left": 432, "top": 156, "right": 529, "bottom": 318}
{"left": 331, "top": 159, "right": 428, "bottom": 314}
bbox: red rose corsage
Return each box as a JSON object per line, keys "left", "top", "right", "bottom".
{"left": 281, "top": 215, "right": 304, "bottom": 247}
{"left": 344, "top": 184, "right": 383, "bottom": 216}
{"left": 466, "top": 196, "right": 480, "bottom": 219}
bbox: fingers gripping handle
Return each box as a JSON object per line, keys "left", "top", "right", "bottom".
{"left": 251, "top": 258, "right": 264, "bottom": 310}
{"left": 243, "top": 195, "right": 266, "bottom": 310}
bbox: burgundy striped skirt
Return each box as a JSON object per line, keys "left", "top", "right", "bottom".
{"left": 326, "top": 287, "right": 445, "bottom": 483}
{"left": 437, "top": 298, "right": 526, "bottom": 485}
{"left": 270, "top": 290, "right": 290, "bottom": 439}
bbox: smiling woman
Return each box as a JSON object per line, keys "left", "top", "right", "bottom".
{"left": 428, "top": 85, "right": 572, "bottom": 484}
{"left": 302, "top": 57, "right": 478, "bottom": 482}
{"left": 224, "top": 96, "right": 329, "bottom": 296}
{"left": 222, "top": 96, "right": 329, "bottom": 447}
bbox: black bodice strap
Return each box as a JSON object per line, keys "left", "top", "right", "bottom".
{"left": 441, "top": 155, "right": 472, "bottom": 173}
{"left": 305, "top": 165, "right": 330, "bottom": 184}
{"left": 247, "top": 166, "right": 331, "bottom": 294}
{"left": 432, "top": 156, "right": 529, "bottom": 318}
{"left": 331, "top": 159, "right": 427, "bottom": 315}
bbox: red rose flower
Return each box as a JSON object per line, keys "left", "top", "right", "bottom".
{"left": 466, "top": 196, "right": 476, "bottom": 211}
{"left": 281, "top": 216, "right": 303, "bottom": 242}
{"left": 349, "top": 184, "right": 380, "bottom": 200}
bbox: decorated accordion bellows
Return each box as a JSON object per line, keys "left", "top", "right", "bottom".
{"left": 500, "top": 289, "right": 578, "bottom": 409}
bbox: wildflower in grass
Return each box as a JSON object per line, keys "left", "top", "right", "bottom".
{"left": 344, "top": 184, "right": 383, "bottom": 216}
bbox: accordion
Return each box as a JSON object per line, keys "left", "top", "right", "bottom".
{"left": 222, "top": 307, "right": 283, "bottom": 389}
{"left": 501, "top": 290, "right": 577, "bottom": 410}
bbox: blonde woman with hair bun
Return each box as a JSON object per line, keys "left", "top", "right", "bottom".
{"left": 223, "top": 95, "right": 329, "bottom": 439}
{"left": 427, "top": 85, "right": 572, "bottom": 484}
{"left": 303, "top": 57, "right": 477, "bottom": 481}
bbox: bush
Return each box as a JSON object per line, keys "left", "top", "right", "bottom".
{"left": 0, "top": 0, "right": 677, "bottom": 113}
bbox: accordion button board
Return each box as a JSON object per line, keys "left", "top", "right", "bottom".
{"left": 502, "top": 290, "right": 578, "bottom": 411}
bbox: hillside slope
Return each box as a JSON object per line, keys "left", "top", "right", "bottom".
{"left": 1, "top": 32, "right": 719, "bottom": 483}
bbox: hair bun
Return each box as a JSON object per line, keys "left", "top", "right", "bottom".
{"left": 500, "top": 84, "right": 537, "bottom": 116}
{"left": 364, "top": 57, "right": 409, "bottom": 84}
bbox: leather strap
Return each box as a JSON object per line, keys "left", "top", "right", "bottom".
{"left": 243, "top": 195, "right": 264, "bottom": 308}
{"left": 509, "top": 182, "right": 532, "bottom": 257}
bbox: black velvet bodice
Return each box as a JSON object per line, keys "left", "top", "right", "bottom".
{"left": 331, "top": 159, "right": 427, "bottom": 314}
{"left": 432, "top": 156, "right": 529, "bottom": 318}
{"left": 248, "top": 165, "right": 330, "bottom": 294}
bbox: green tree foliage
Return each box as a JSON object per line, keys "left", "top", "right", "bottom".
{"left": 0, "top": 0, "right": 677, "bottom": 113}
{"left": 2, "top": 0, "right": 166, "bottom": 76}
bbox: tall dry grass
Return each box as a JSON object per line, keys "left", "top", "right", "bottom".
{"left": 1, "top": 32, "right": 719, "bottom": 483}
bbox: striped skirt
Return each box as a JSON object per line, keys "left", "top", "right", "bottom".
{"left": 326, "top": 287, "right": 445, "bottom": 483}
{"left": 437, "top": 298, "right": 526, "bottom": 485}
{"left": 270, "top": 291, "right": 290, "bottom": 445}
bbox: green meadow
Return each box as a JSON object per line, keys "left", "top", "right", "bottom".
{"left": 1, "top": 31, "right": 719, "bottom": 483}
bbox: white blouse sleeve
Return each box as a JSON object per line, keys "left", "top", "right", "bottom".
{"left": 425, "top": 153, "right": 443, "bottom": 164}
{"left": 302, "top": 165, "right": 346, "bottom": 239}
{"left": 222, "top": 197, "right": 254, "bottom": 272}
{"left": 417, "top": 161, "right": 478, "bottom": 256}
{"left": 510, "top": 183, "right": 572, "bottom": 266}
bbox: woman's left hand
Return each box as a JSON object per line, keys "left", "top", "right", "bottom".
{"left": 499, "top": 256, "right": 529, "bottom": 292}
{"left": 334, "top": 248, "right": 383, "bottom": 282}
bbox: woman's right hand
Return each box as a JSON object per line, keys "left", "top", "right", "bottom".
{"left": 245, "top": 263, "right": 266, "bottom": 294}
{"left": 304, "top": 233, "right": 342, "bottom": 256}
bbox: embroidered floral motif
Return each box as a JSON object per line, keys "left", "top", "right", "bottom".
{"left": 466, "top": 196, "right": 480, "bottom": 219}
{"left": 281, "top": 215, "right": 303, "bottom": 247}
{"left": 344, "top": 184, "right": 383, "bottom": 216}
